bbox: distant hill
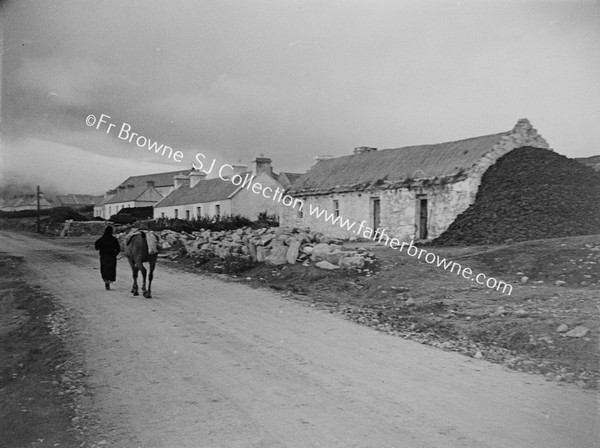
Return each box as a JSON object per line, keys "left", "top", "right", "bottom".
{"left": 576, "top": 155, "right": 600, "bottom": 172}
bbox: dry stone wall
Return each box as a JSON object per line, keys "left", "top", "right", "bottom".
{"left": 116, "top": 226, "right": 374, "bottom": 270}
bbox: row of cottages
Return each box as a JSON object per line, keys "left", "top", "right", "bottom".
{"left": 154, "top": 157, "right": 301, "bottom": 220}
{"left": 1, "top": 194, "right": 54, "bottom": 212}
{"left": 282, "top": 119, "right": 550, "bottom": 241}
{"left": 93, "top": 169, "right": 192, "bottom": 219}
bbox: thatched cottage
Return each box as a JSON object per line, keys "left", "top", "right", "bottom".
{"left": 282, "top": 119, "right": 551, "bottom": 241}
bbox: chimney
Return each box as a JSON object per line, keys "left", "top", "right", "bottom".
{"left": 313, "top": 155, "right": 333, "bottom": 165}
{"left": 146, "top": 180, "right": 155, "bottom": 189}
{"left": 118, "top": 185, "right": 126, "bottom": 191}
{"left": 189, "top": 170, "right": 207, "bottom": 188}
{"left": 252, "top": 157, "right": 273, "bottom": 176}
{"left": 127, "top": 183, "right": 135, "bottom": 189}
{"left": 231, "top": 163, "right": 248, "bottom": 176}
{"left": 353, "top": 146, "right": 377, "bottom": 155}
{"left": 173, "top": 174, "right": 189, "bottom": 189}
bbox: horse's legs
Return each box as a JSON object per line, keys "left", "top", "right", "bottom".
{"left": 146, "top": 258, "right": 155, "bottom": 299}
{"left": 139, "top": 263, "right": 147, "bottom": 298}
{"left": 129, "top": 258, "right": 139, "bottom": 296}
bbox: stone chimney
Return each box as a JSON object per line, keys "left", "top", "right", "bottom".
{"left": 173, "top": 174, "right": 189, "bottom": 189}
{"left": 231, "top": 163, "right": 248, "bottom": 176}
{"left": 146, "top": 180, "right": 156, "bottom": 189}
{"left": 353, "top": 146, "right": 377, "bottom": 155}
{"left": 252, "top": 157, "right": 273, "bottom": 176}
{"left": 313, "top": 155, "right": 333, "bottom": 165}
{"left": 189, "top": 170, "right": 207, "bottom": 188}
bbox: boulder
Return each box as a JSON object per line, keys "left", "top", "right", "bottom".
{"left": 256, "top": 246, "right": 269, "bottom": 262}
{"left": 286, "top": 240, "right": 301, "bottom": 264}
{"left": 339, "top": 256, "right": 365, "bottom": 269}
{"left": 311, "top": 243, "right": 333, "bottom": 261}
{"left": 315, "top": 260, "right": 340, "bottom": 270}
{"left": 267, "top": 241, "right": 288, "bottom": 265}
{"left": 564, "top": 326, "right": 590, "bottom": 338}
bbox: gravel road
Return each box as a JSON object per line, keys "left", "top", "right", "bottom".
{"left": 1, "top": 231, "right": 597, "bottom": 448}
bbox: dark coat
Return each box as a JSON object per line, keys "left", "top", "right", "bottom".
{"left": 95, "top": 234, "right": 121, "bottom": 282}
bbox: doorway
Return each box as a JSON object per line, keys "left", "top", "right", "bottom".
{"left": 418, "top": 198, "right": 428, "bottom": 240}
{"left": 371, "top": 198, "right": 380, "bottom": 230}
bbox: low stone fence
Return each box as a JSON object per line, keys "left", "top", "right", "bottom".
{"left": 59, "top": 220, "right": 113, "bottom": 237}
{"left": 116, "top": 226, "right": 374, "bottom": 270}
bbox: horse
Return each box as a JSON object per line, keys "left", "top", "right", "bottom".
{"left": 125, "top": 232, "right": 158, "bottom": 298}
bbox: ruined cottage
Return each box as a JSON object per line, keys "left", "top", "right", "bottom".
{"left": 282, "top": 119, "right": 551, "bottom": 241}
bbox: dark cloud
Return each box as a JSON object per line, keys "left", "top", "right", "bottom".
{"left": 1, "top": 0, "right": 599, "bottom": 194}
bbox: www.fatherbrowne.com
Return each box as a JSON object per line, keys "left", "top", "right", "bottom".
{"left": 307, "top": 203, "right": 513, "bottom": 296}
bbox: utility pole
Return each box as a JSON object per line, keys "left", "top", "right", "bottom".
{"left": 37, "top": 185, "right": 41, "bottom": 233}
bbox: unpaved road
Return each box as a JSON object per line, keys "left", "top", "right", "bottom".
{"left": 1, "top": 231, "right": 598, "bottom": 448}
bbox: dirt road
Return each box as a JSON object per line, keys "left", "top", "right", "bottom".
{"left": 1, "top": 231, "right": 597, "bottom": 448}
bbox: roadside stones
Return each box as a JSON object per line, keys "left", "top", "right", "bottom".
{"left": 564, "top": 325, "right": 590, "bottom": 338}
{"left": 514, "top": 309, "right": 529, "bottom": 318}
{"left": 315, "top": 260, "right": 340, "bottom": 270}
{"left": 339, "top": 256, "right": 365, "bottom": 269}
{"left": 554, "top": 280, "right": 567, "bottom": 287}
{"left": 286, "top": 240, "right": 301, "bottom": 264}
{"left": 117, "top": 225, "right": 374, "bottom": 270}
{"left": 556, "top": 324, "right": 569, "bottom": 333}
{"left": 311, "top": 243, "right": 332, "bottom": 261}
{"left": 520, "top": 276, "right": 529, "bottom": 284}
{"left": 266, "top": 241, "right": 288, "bottom": 266}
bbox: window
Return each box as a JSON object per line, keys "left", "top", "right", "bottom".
{"left": 174, "top": 209, "right": 178, "bottom": 218}
{"left": 186, "top": 210, "right": 190, "bottom": 220}
{"left": 215, "top": 204, "right": 221, "bottom": 216}
{"left": 196, "top": 206, "right": 201, "bottom": 218}
{"left": 333, "top": 200, "right": 340, "bottom": 218}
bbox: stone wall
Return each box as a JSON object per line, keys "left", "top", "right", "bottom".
{"left": 59, "top": 220, "right": 112, "bottom": 237}
{"left": 117, "top": 226, "right": 373, "bottom": 270}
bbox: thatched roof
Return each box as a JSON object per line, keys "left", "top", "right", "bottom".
{"left": 287, "top": 132, "right": 510, "bottom": 196}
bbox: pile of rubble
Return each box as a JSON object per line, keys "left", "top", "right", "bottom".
{"left": 117, "top": 226, "right": 374, "bottom": 269}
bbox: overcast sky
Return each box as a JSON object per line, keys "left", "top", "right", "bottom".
{"left": 1, "top": 0, "right": 599, "bottom": 195}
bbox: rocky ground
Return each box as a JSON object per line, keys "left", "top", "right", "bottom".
{"left": 174, "top": 232, "right": 600, "bottom": 390}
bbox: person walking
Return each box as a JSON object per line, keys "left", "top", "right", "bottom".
{"left": 94, "top": 225, "right": 121, "bottom": 290}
